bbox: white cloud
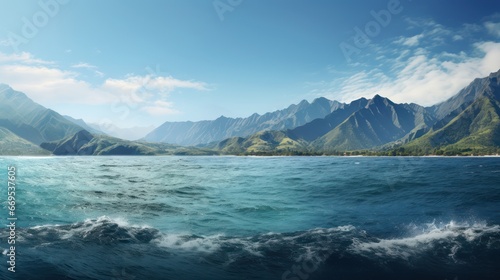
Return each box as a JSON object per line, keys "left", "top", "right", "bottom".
{"left": 462, "top": 23, "right": 482, "bottom": 33}
{"left": 404, "top": 17, "right": 451, "bottom": 36}
{"left": 484, "top": 21, "right": 500, "bottom": 37}
{"left": 142, "top": 100, "right": 180, "bottom": 116}
{"left": 95, "top": 70, "right": 105, "bottom": 78}
{"left": 103, "top": 75, "right": 208, "bottom": 98}
{"left": 393, "top": 18, "right": 454, "bottom": 50}
{"left": 0, "top": 52, "right": 54, "bottom": 65}
{"left": 395, "top": 34, "right": 424, "bottom": 47}
{"left": 71, "top": 62, "right": 97, "bottom": 69}
{"left": 71, "top": 62, "right": 106, "bottom": 78}
{"left": 0, "top": 52, "right": 209, "bottom": 118}
{"left": 0, "top": 39, "right": 12, "bottom": 47}
{"left": 321, "top": 42, "right": 500, "bottom": 106}
{"left": 314, "top": 16, "right": 500, "bottom": 106}
{"left": 0, "top": 64, "right": 113, "bottom": 105}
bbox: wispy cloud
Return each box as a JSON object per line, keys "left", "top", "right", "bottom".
{"left": 71, "top": 62, "right": 105, "bottom": 77}
{"left": 0, "top": 52, "right": 209, "bottom": 117}
{"left": 313, "top": 41, "right": 500, "bottom": 106}
{"left": 395, "top": 17, "right": 457, "bottom": 49}
{"left": 404, "top": 17, "right": 450, "bottom": 36}
{"left": 142, "top": 100, "right": 180, "bottom": 116}
{"left": 0, "top": 63, "right": 112, "bottom": 105}
{"left": 0, "top": 39, "right": 12, "bottom": 47}
{"left": 95, "top": 70, "right": 105, "bottom": 78}
{"left": 309, "top": 15, "right": 500, "bottom": 106}
{"left": 484, "top": 21, "right": 500, "bottom": 37}
{"left": 394, "top": 34, "right": 424, "bottom": 47}
{"left": 103, "top": 75, "right": 209, "bottom": 96}
{"left": 0, "top": 52, "right": 54, "bottom": 65}
{"left": 71, "top": 62, "right": 97, "bottom": 69}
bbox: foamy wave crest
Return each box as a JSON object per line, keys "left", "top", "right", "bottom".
{"left": 350, "top": 220, "right": 500, "bottom": 261}
{"left": 154, "top": 233, "right": 227, "bottom": 253}
{"left": 21, "top": 216, "right": 159, "bottom": 245}
{"left": 153, "top": 225, "right": 357, "bottom": 267}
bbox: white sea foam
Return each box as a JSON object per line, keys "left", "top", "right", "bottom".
{"left": 25, "top": 216, "right": 155, "bottom": 243}
{"left": 154, "top": 233, "right": 225, "bottom": 253}
{"left": 154, "top": 232, "right": 271, "bottom": 256}
{"left": 153, "top": 225, "right": 356, "bottom": 259}
{"left": 350, "top": 220, "right": 500, "bottom": 260}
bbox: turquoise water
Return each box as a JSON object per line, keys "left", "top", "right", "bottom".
{"left": 0, "top": 156, "right": 499, "bottom": 279}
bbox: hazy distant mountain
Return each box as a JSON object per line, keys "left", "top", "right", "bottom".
{"left": 0, "top": 84, "right": 86, "bottom": 146}
{"left": 40, "top": 130, "right": 217, "bottom": 156}
{"left": 88, "top": 123, "right": 155, "bottom": 141}
{"left": 143, "top": 97, "right": 344, "bottom": 146}
{"left": 64, "top": 116, "right": 155, "bottom": 141}
{"left": 63, "top": 115, "right": 105, "bottom": 135}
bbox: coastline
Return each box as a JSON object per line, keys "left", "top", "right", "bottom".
{"left": 2, "top": 154, "right": 500, "bottom": 157}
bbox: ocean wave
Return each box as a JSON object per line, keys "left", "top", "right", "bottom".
{"left": 4, "top": 217, "right": 357, "bottom": 261}
{"left": 3, "top": 217, "right": 499, "bottom": 266}
{"left": 350, "top": 220, "right": 500, "bottom": 261}
{"left": 154, "top": 225, "right": 357, "bottom": 260}
{"left": 1, "top": 218, "right": 499, "bottom": 280}
{"left": 16, "top": 216, "right": 159, "bottom": 246}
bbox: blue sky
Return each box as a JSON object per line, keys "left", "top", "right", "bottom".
{"left": 1, "top": 0, "right": 500, "bottom": 130}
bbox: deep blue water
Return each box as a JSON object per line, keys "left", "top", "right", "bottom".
{"left": 0, "top": 156, "right": 499, "bottom": 279}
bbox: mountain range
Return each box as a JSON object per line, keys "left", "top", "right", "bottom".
{"left": 1, "top": 69, "right": 500, "bottom": 156}
{"left": 143, "top": 97, "right": 343, "bottom": 146}
{"left": 214, "top": 69, "right": 500, "bottom": 155}
{"left": 0, "top": 84, "right": 214, "bottom": 155}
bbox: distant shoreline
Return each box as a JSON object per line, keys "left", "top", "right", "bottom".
{"left": 2, "top": 154, "right": 500, "bottom": 158}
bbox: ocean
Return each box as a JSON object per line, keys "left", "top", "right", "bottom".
{"left": 0, "top": 156, "right": 499, "bottom": 280}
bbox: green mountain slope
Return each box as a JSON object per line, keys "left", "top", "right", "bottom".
{"left": 288, "top": 97, "right": 368, "bottom": 141}
{"left": 214, "top": 67, "right": 500, "bottom": 155}
{"left": 405, "top": 96, "right": 500, "bottom": 154}
{"left": 0, "top": 127, "right": 49, "bottom": 155}
{"left": 430, "top": 70, "right": 500, "bottom": 120}
{"left": 0, "top": 84, "right": 85, "bottom": 144}
{"left": 216, "top": 130, "right": 309, "bottom": 155}
{"left": 311, "top": 95, "right": 435, "bottom": 151}
{"left": 400, "top": 69, "right": 500, "bottom": 155}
